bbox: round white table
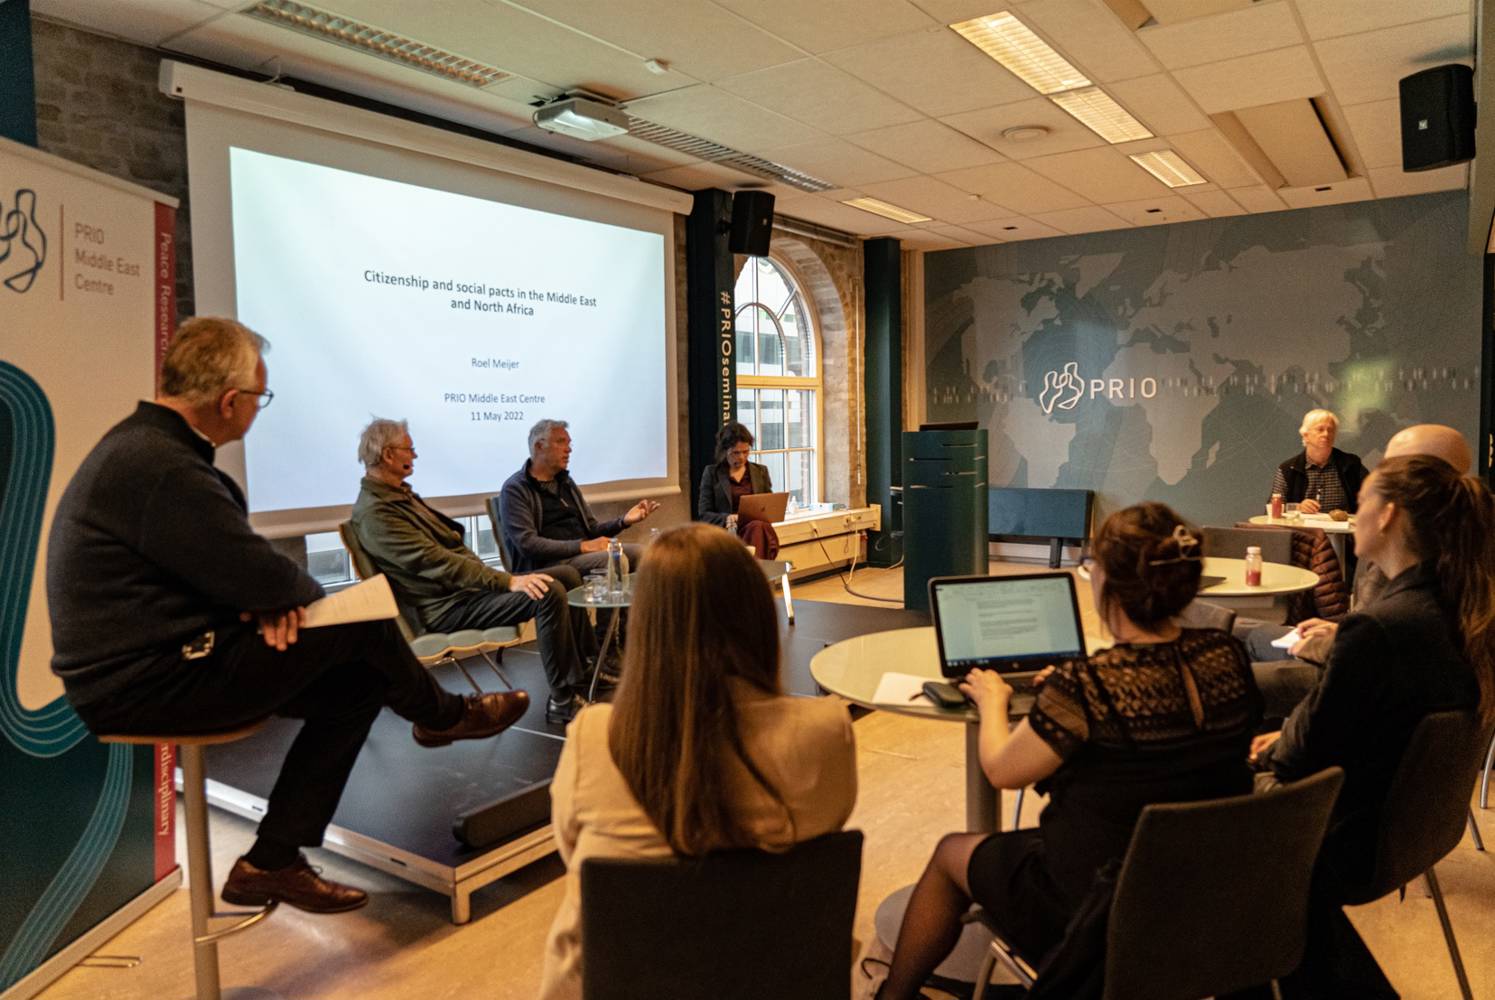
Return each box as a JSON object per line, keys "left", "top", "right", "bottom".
{"left": 1197, "top": 556, "right": 1320, "bottom": 599}
{"left": 1248, "top": 512, "right": 1355, "bottom": 564}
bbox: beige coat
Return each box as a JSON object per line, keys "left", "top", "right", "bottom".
{"left": 538, "top": 690, "right": 858, "bottom": 1000}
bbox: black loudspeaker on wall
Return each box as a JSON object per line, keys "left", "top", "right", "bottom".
{"left": 728, "top": 190, "right": 775, "bottom": 256}
{"left": 1399, "top": 64, "right": 1475, "bottom": 172}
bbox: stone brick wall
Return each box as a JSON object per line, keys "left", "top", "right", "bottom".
{"left": 30, "top": 17, "right": 196, "bottom": 315}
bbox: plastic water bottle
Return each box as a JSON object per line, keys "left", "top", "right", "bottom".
{"left": 606, "top": 538, "right": 627, "bottom": 597}
{"left": 1244, "top": 545, "right": 1263, "bottom": 587}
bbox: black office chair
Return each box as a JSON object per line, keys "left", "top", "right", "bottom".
{"left": 580, "top": 830, "right": 863, "bottom": 1000}
{"left": 1338, "top": 710, "right": 1483, "bottom": 1000}
{"left": 484, "top": 494, "right": 517, "bottom": 573}
{"left": 1174, "top": 599, "right": 1237, "bottom": 634}
{"left": 1202, "top": 525, "right": 1292, "bottom": 565}
{"left": 971, "top": 768, "right": 1344, "bottom": 1000}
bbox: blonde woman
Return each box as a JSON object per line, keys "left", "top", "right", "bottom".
{"left": 538, "top": 523, "right": 856, "bottom": 999}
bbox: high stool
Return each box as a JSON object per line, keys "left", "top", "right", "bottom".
{"left": 101, "top": 721, "right": 282, "bottom": 1000}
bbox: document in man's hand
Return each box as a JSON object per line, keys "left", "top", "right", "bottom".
{"left": 302, "top": 574, "right": 400, "bottom": 628}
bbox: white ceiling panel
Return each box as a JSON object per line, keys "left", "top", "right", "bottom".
{"left": 716, "top": 59, "right": 924, "bottom": 135}
{"left": 1030, "top": 205, "right": 1131, "bottom": 233}
{"left": 1276, "top": 177, "right": 1374, "bottom": 209}
{"left": 1143, "top": 0, "right": 1252, "bottom": 23}
{"left": 925, "top": 223, "right": 993, "bottom": 245}
{"left": 1167, "top": 128, "right": 1262, "bottom": 188}
{"left": 1023, "top": 147, "right": 1170, "bottom": 202}
{"left": 824, "top": 27, "right": 1036, "bottom": 118}
{"left": 327, "top": 0, "right": 687, "bottom": 99}
{"left": 624, "top": 85, "right": 824, "bottom": 150}
{"left": 907, "top": 0, "right": 1025, "bottom": 24}
{"left": 1104, "top": 195, "right": 1207, "bottom": 227}
{"left": 846, "top": 120, "right": 1004, "bottom": 173}
{"left": 1137, "top": 2, "right": 1302, "bottom": 71}
{"left": 884, "top": 227, "right": 968, "bottom": 250}
{"left": 786, "top": 196, "right": 912, "bottom": 235}
{"left": 758, "top": 137, "right": 918, "bottom": 186}
{"left": 1228, "top": 184, "right": 1288, "bottom": 214}
{"left": 965, "top": 216, "right": 1066, "bottom": 241}
{"left": 36, "top": 0, "right": 225, "bottom": 47}
{"left": 638, "top": 161, "right": 781, "bottom": 193}
{"left": 935, "top": 162, "right": 1093, "bottom": 213}
{"left": 940, "top": 97, "right": 1106, "bottom": 160}
{"left": 858, "top": 175, "right": 1012, "bottom": 223}
{"left": 510, "top": 0, "right": 803, "bottom": 82}
{"left": 1313, "top": 15, "right": 1473, "bottom": 109}
{"left": 1367, "top": 163, "right": 1468, "bottom": 198}
{"left": 1020, "top": 0, "right": 1159, "bottom": 83}
{"left": 714, "top": 0, "right": 936, "bottom": 54}
{"left": 1180, "top": 188, "right": 1246, "bottom": 217}
{"left": 1295, "top": 0, "right": 1470, "bottom": 42}
{"left": 1106, "top": 74, "right": 1211, "bottom": 136}
{"left": 1172, "top": 46, "right": 1325, "bottom": 113}
{"left": 1342, "top": 99, "right": 1404, "bottom": 170}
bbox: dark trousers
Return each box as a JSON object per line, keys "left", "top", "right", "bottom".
{"left": 76, "top": 619, "right": 464, "bottom": 849}
{"left": 428, "top": 576, "right": 585, "bottom": 696}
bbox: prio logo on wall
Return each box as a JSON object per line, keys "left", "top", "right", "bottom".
{"left": 1, "top": 188, "right": 48, "bottom": 294}
{"left": 1037, "top": 362, "right": 1158, "bottom": 415}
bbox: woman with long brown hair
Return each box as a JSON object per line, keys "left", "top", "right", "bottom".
{"left": 538, "top": 523, "right": 856, "bottom": 999}
{"left": 878, "top": 503, "right": 1262, "bottom": 999}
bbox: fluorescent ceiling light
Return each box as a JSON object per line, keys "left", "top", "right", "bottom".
{"left": 950, "top": 11, "right": 1090, "bottom": 95}
{"left": 1050, "top": 87, "right": 1153, "bottom": 143}
{"left": 842, "top": 197, "right": 932, "bottom": 224}
{"left": 245, "top": 0, "right": 509, "bottom": 87}
{"left": 1128, "top": 150, "right": 1207, "bottom": 187}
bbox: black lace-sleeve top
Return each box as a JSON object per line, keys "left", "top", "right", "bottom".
{"left": 1025, "top": 628, "right": 1263, "bottom": 905}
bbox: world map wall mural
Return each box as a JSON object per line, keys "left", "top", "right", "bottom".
{"left": 923, "top": 191, "right": 1481, "bottom": 526}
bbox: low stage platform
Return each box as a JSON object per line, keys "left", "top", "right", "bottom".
{"left": 202, "top": 598, "right": 925, "bottom": 922}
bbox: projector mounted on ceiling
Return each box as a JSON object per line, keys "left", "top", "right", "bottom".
{"left": 533, "top": 96, "right": 630, "bottom": 141}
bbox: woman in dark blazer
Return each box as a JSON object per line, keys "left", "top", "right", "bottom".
{"left": 697, "top": 422, "right": 779, "bottom": 558}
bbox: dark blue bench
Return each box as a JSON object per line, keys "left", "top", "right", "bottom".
{"left": 988, "top": 487, "right": 1095, "bottom": 568}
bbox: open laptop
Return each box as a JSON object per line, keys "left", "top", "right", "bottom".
{"left": 737, "top": 491, "right": 790, "bottom": 524}
{"left": 928, "top": 573, "right": 1087, "bottom": 687}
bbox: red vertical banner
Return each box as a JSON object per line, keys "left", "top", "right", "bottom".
{"left": 154, "top": 201, "right": 176, "bottom": 387}
{"left": 153, "top": 201, "right": 178, "bottom": 879}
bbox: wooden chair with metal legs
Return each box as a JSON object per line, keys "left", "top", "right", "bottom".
{"left": 100, "top": 723, "right": 279, "bottom": 1000}
{"left": 969, "top": 768, "right": 1344, "bottom": 1000}
{"left": 338, "top": 522, "right": 521, "bottom": 695}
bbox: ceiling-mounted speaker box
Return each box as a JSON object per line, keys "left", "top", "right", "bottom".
{"left": 1399, "top": 65, "right": 1475, "bottom": 172}
{"left": 729, "top": 190, "right": 775, "bottom": 256}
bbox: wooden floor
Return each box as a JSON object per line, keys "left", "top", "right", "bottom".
{"left": 32, "top": 560, "right": 1495, "bottom": 1000}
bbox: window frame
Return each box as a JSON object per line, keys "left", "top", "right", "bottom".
{"left": 733, "top": 255, "right": 825, "bottom": 505}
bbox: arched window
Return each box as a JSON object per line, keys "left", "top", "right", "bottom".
{"left": 735, "top": 257, "right": 821, "bottom": 504}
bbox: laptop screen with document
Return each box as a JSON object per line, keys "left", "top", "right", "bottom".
{"left": 929, "top": 573, "right": 1086, "bottom": 678}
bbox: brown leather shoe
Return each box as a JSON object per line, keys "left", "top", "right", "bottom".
{"left": 221, "top": 854, "right": 368, "bottom": 913}
{"left": 412, "top": 690, "right": 529, "bottom": 747}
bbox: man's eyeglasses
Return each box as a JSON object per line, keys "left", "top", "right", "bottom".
{"left": 234, "top": 388, "right": 275, "bottom": 410}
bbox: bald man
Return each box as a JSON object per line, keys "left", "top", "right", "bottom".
{"left": 1246, "top": 423, "right": 1473, "bottom": 715}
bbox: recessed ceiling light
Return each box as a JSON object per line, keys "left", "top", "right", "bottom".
{"left": 950, "top": 11, "right": 1090, "bottom": 95}
{"left": 842, "top": 197, "right": 932, "bottom": 224}
{"left": 1050, "top": 87, "right": 1152, "bottom": 143}
{"left": 1001, "top": 125, "right": 1050, "bottom": 142}
{"left": 1128, "top": 150, "right": 1207, "bottom": 187}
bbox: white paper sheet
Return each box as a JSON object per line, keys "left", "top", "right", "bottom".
{"left": 872, "top": 671, "right": 935, "bottom": 706}
{"left": 302, "top": 574, "right": 399, "bottom": 628}
{"left": 1271, "top": 628, "right": 1302, "bottom": 650}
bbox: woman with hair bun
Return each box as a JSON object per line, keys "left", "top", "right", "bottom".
{"left": 877, "top": 502, "right": 1262, "bottom": 999}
